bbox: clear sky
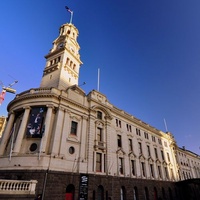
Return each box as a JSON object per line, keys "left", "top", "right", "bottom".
{"left": 0, "top": 0, "right": 200, "bottom": 155}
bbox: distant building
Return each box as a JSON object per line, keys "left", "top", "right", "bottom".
{"left": 0, "top": 116, "right": 6, "bottom": 138}
{"left": 0, "top": 20, "right": 199, "bottom": 200}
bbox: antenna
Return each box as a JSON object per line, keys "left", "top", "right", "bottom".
{"left": 164, "top": 118, "right": 168, "bottom": 132}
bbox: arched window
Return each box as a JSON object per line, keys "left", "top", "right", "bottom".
{"left": 66, "top": 184, "right": 75, "bottom": 200}
{"left": 133, "top": 187, "right": 138, "bottom": 200}
{"left": 144, "top": 187, "right": 149, "bottom": 200}
{"left": 97, "top": 185, "right": 104, "bottom": 200}
{"left": 120, "top": 186, "right": 126, "bottom": 200}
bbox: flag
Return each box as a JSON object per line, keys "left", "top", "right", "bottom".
{"left": 65, "top": 6, "right": 73, "bottom": 13}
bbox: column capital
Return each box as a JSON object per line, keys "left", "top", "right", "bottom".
{"left": 46, "top": 104, "right": 54, "bottom": 109}
{"left": 23, "top": 106, "right": 31, "bottom": 110}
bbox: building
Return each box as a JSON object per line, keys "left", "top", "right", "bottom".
{"left": 0, "top": 19, "right": 199, "bottom": 200}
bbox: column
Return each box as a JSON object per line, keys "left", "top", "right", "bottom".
{"left": 41, "top": 105, "right": 54, "bottom": 153}
{"left": 13, "top": 106, "right": 30, "bottom": 153}
{"left": 0, "top": 112, "right": 15, "bottom": 155}
{"left": 51, "top": 107, "right": 64, "bottom": 155}
{"left": 59, "top": 109, "right": 69, "bottom": 156}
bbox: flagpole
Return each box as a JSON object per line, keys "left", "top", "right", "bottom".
{"left": 97, "top": 68, "right": 100, "bottom": 91}
{"left": 164, "top": 118, "right": 168, "bottom": 132}
{"left": 70, "top": 12, "right": 73, "bottom": 24}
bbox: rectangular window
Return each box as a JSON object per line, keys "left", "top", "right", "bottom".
{"left": 150, "top": 164, "right": 154, "bottom": 177}
{"left": 158, "top": 165, "right": 162, "bottom": 178}
{"left": 70, "top": 121, "right": 78, "bottom": 135}
{"left": 117, "top": 135, "right": 122, "bottom": 148}
{"left": 158, "top": 138, "right": 162, "bottom": 145}
{"left": 126, "top": 124, "right": 132, "bottom": 132}
{"left": 136, "top": 128, "right": 141, "bottom": 136}
{"left": 119, "top": 157, "right": 124, "bottom": 174}
{"left": 96, "top": 153, "right": 102, "bottom": 172}
{"left": 141, "top": 162, "right": 146, "bottom": 177}
{"left": 161, "top": 150, "right": 165, "bottom": 160}
{"left": 154, "top": 148, "right": 158, "bottom": 159}
{"left": 116, "top": 119, "right": 122, "bottom": 128}
{"left": 126, "top": 124, "right": 129, "bottom": 131}
{"left": 147, "top": 145, "right": 151, "bottom": 157}
{"left": 144, "top": 132, "right": 149, "bottom": 139}
{"left": 97, "top": 111, "right": 102, "bottom": 120}
{"left": 131, "top": 160, "right": 136, "bottom": 176}
{"left": 152, "top": 136, "right": 156, "bottom": 142}
{"left": 138, "top": 142, "right": 142, "bottom": 154}
{"left": 167, "top": 153, "right": 171, "bottom": 162}
{"left": 164, "top": 166, "right": 169, "bottom": 179}
{"left": 97, "top": 127, "right": 102, "bottom": 142}
{"left": 129, "top": 139, "right": 133, "bottom": 151}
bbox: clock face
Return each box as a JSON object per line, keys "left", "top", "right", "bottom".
{"left": 58, "top": 42, "right": 64, "bottom": 49}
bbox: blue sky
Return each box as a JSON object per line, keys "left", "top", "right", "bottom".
{"left": 0, "top": 0, "right": 200, "bottom": 154}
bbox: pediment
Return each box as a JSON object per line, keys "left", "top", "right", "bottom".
{"left": 148, "top": 157, "right": 154, "bottom": 163}
{"left": 139, "top": 154, "right": 146, "bottom": 161}
{"left": 116, "top": 148, "right": 125, "bottom": 156}
{"left": 67, "top": 84, "right": 85, "bottom": 96}
{"left": 156, "top": 159, "right": 161, "bottom": 164}
{"left": 163, "top": 161, "right": 167, "bottom": 167}
{"left": 129, "top": 152, "right": 136, "bottom": 159}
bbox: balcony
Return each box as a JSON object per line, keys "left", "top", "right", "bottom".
{"left": 0, "top": 179, "right": 37, "bottom": 195}
{"left": 94, "top": 140, "right": 106, "bottom": 151}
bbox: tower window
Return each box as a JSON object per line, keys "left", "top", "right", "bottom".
{"left": 66, "top": 58, "right": 70, "bottom": 65}
{"left": 73, "top": 64, "right": 76, "bottom": 70}
{"left": 70, "top": 121, "right": 78, "bottom": 135}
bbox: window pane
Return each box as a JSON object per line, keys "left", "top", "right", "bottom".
{"left": 71, "top": 121, "right": 78, "bottom": 135}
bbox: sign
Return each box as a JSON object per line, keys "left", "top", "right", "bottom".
{"left": 79, "top": 174, "right": 88, "bottom": 200}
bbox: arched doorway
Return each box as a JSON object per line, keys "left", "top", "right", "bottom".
{"left": 133, "top": 186, "right": 138, "bottom": 200}
{"left": 120, "top": 186, "right": 126, "bottom": 200}
{"left": 144, "top": 187, "right": 149, "bottom": 200}
{"left": 66, "top": 184, "right": 75, "bottom": 200}
{"left": 154, "top": 187, "right": 158, "bottom": 200}
{"left": 97, "top": 185, "right": 104, "bottom": 200}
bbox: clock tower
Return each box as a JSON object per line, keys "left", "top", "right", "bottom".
{"left": 40, "top": 23, "right": 83, "bottom": 90}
